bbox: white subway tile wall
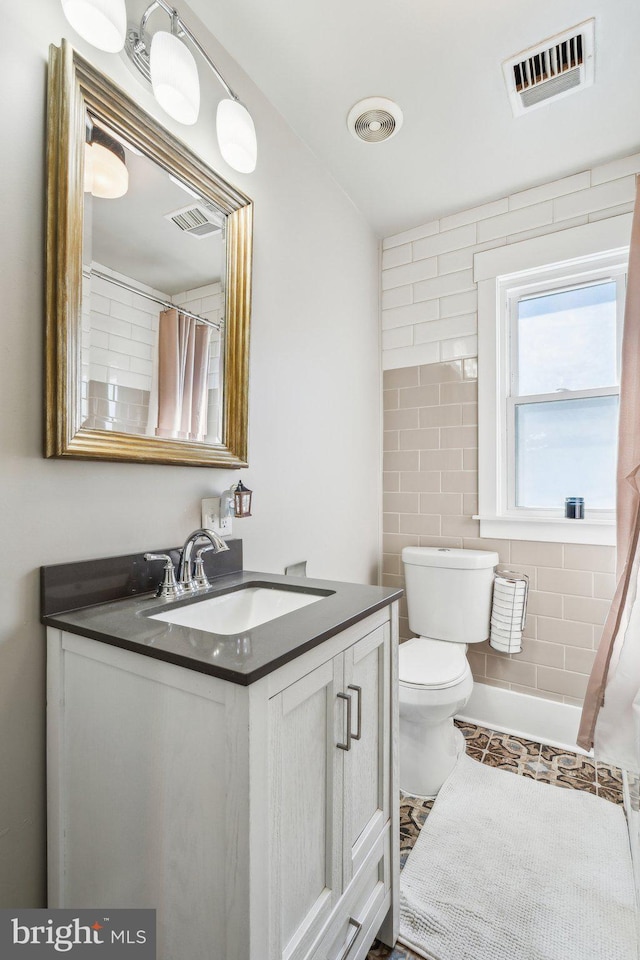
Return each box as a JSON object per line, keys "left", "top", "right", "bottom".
{"left": 382, "top": 152, "right": 640, "bottom": 371}
{"left": 379, "top": 154, "right": 639, "bottom": 703}
{"left": 382, "top": 359, "right": 616, "bottom": 704}
{"left": 83, "top": 267, "right": 164, "bottom": 414}
{"left": 81, "top": 267, "right": 159, "bottom": 432}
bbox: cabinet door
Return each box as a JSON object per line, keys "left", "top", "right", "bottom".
{"left": 268, "top": 656, "right": 344, "bottom": 960}
{"left": 342, "top": 624, "right": 391, "bottom": 887}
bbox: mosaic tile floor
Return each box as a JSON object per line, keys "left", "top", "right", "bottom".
{"left": 367, "top": 721, "right": 625, "bottom": 960}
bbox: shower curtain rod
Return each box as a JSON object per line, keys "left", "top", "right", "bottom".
{"left": 84, "top": 267, "right": 224, "bottom": 331}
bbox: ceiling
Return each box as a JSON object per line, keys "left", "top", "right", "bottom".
{"left": 188, "top": 0, "right": 640, "bottom": 237}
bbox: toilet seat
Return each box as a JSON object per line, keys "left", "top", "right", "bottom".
{"left": 399, "top": 637, "right": 469, "bottom": 690}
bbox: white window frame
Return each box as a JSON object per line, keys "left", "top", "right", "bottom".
{"left": 505, "top": 260, "right": 625, "bottom": 516}
{"left": 475, "top": 215, "right": 632, "bottom": 545}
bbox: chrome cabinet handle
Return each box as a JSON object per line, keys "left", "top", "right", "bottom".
{"left": 336, "top": 917, "right": 362, "bottom": 960}
{"left": 337, "top": 691, "right": 352, "bottom": 751}
{"left": 347, "top": 684, "right": 362, "bottom": 741}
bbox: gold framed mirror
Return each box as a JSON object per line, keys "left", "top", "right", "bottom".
{"left": 46, "top": 41, "right": 252, "bottom": 467}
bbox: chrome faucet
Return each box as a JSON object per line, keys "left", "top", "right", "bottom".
{"left": 178, "top": 528, "right": 229, "bottom": 592}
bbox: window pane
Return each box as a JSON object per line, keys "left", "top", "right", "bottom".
{"left": 515, "top": 396, "right": 618, "bottom": 510}
{"left": 516, "top": 281, "right": 618, "bottom": 396}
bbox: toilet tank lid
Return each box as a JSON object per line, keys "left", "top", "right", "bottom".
{"left": 402, "top": 546, "right": 499, "bottom": 569}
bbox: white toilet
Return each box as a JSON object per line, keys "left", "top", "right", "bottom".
{"left": 399, "top": 546, "right": 499, "bottom": 798}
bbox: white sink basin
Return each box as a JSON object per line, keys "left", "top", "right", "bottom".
{"left": 149, "top": 586, "right": 325, "bottom": 635}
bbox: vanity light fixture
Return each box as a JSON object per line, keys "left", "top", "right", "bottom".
{"left": 61, "top": 0, "right": 127, "bottom": 53}
{"left": 61, "top": 0, "right": 258, "bottom": 172}
{"left": 215, "top": 98, "right": 257, "bottom": 175}
{"left": 149, "top": 14, "right": 200, "bottom": 125}
{"left": 84, "top": 121, "right": 129, "bottom": 198}
{"left": 233, "top": 480, "right": 253, "bottom": 518}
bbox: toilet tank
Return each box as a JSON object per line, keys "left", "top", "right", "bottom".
{"left": 401, "top": 547, "right": 499, "bottom": 644}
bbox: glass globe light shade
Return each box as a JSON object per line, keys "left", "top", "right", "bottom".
{"left": 61, "top": 0, "right": 127, "bottom": 53}
{"left": 89, "top": 135, "right": 129, "bottom": 199}
{"left": 216, "top": 99, "right": 257, "bottom": 174}
{"left": 150, "top": 31, "right": 200, "bottom": 126}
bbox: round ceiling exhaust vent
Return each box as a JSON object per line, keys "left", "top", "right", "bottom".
{"left": 347, "top": 97, "right": 403, "bottom": 143}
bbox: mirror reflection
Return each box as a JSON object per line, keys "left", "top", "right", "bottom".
{"left": 82, "top": 114, "right": 225, "bottom": 445}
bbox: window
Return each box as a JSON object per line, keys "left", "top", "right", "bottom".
{"left": 476, "top": 217, "right": 631, "bottom": 545}
{"left": 509, "top": 269, "right": 624, "bottom": 514}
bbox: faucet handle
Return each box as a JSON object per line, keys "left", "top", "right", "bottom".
{"left": 144, "top": 553, "right": 184, "bottom": 601}
{"left": 193, "top": 545, "right": 213, "bottom": 590}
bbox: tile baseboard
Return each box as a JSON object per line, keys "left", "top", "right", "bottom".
{"left": 458, "top": 681, "right": 584, "bottom": 753}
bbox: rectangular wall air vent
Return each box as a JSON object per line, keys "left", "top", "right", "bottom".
{"left": 165, "top": 203, "right": 223, "bottom": 240}
{"left": 503, "top": 19, "right": 595, "bottom": 117}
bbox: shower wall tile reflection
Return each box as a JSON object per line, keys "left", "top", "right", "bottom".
{"left": 80, "top": 263, "right": 224, "bottom": 440}
{"left": 84, "top": 381, "right": 150, "bottom": 435}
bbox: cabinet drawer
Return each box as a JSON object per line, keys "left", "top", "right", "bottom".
{"left": 307, "top": 826, "right": 391, "bottom": 960}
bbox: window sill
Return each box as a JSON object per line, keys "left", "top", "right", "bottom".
{"left": 476, "top": 515, "right": 615, "bottom": 546}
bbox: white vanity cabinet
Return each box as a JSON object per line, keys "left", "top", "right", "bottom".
{"left": 47, "top": 601, "right": 399, "bottom": 960}
{"left": 269, "top": 617, "right": 394, "bottom": 960}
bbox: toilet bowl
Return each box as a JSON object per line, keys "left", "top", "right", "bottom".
{"left": 399, "top": 547, "right": 499, "bottom": 798}
{"left": 399, "top": 637, "right": 473, "bottom": 797}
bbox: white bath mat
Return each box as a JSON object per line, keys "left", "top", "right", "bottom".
{"left": 399, "top": 754, "right": 637, "bottom": 960}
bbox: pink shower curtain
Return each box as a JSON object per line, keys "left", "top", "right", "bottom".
{"left": 577, "top": 176, "right": 640, "bottom": 766}
{"left": 155, "top": 308, "right": 211, "bottom": 442}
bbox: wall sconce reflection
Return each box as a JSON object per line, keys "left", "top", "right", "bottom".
{"left": 84, "top": 119, "right": 129, "bottom": 198}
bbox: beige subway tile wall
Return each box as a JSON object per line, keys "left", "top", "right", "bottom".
{"left": 380, "top": 153, "right": 638, "bottom": 705}
{"left": 382, "top": 357, "right": 616, "bottom": 705}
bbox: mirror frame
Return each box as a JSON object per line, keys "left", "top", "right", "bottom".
{"left": 46, "top": 41, "right": 252, "bottom": 467}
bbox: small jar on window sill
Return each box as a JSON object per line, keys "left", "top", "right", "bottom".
{"left": 565, "top": 497, "right": 585, "bottom": 520}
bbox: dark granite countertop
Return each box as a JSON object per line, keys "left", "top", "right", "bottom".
{"left": 42, "top": 569, "right": 402, "bottom": 685}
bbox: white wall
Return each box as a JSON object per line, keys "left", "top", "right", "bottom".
{"left": 0, "top": 2, "right": 380, "bottom": 905}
